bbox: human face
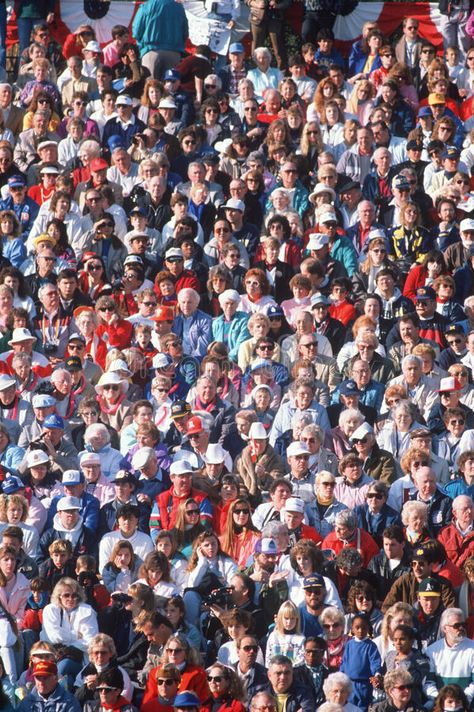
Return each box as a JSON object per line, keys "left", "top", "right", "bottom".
{"left": 383, "top": 536, "right": 404, "bottom": 560}
{"left": 200, "top": 536, "right": 218, "bottom": 559}
{"left": 328, "top": 684, "right": 349, "bottom": 706}
{"left": 34, "top": 674, "right": 58, "bottom": 696}
{"left": 342, "top": 462, "right": 362, "bottom": 484}
{"left": 60, "top": 586, "right": 80, "bottom": 611}
{"left": 269, "top": 664, "right": 292, "bottom": 693}
{"left": 414, "top": 468, "right": 436, "bottom": 500}
{"left": 239, "top": 637, "right": 258, "bottom": 667}
{"left": 444, "top": 616, "right": 466, "bottom": 645}
{"left": 178, "top": 293, "right": 197, "bottom": 317}
{"left": 296, "top": 387, "right": 313, "bottom": 410}
{"left": 322, "top": 618, "right": 344, "bottom": 641}
{"left": 285, "top": 510, "right": 304, "bottom": 530}
{"left": 454, "top": 498, "right": 474, "bottom": 529}
{"left": 118, "top": 514, "right": 138, "bottom": 537}
{"left": 166, "top": 640, "right": 186, "bottom": 664}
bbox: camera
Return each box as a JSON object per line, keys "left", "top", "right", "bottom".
{"left": 111, "top": 592, "right": 133, "bottom": 608}
{"left": 202, "top": 587, "right": 234, "bottom": 608}
{"left": 43, "top": 342, "right": 58, "bottom": 356}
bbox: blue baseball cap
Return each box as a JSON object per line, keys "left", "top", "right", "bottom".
{"left": 8, "top": 175, "right": 26, "bottom": 189}
{"left": 229, "top": 42, "right": 245, "bottom": 54}
{"left": 42, "top": 414, "right": 64, "bottom": 430}
{"left": 107, "top": 135, "right": 126, "bottom": 152}
{"left": 174, "top": 692, "right": 201, "bottom": 708}
{"left": 267, "top": 304, "right": 285, "bottom": 318}
{"left": 2, "top": 476, "right": 25, "bottom": 495}
{"left": 418, "top": 106, "right": 432, "bottom": 118}
{"left": 339, "top": 379, "right": 361, "bottom": 396}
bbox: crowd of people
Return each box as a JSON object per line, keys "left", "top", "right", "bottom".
{"left": 1, "top": 2, "right": 474, "bottom": 712}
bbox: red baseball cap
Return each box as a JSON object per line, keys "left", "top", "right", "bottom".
{"left": 90, "top": 158, "right": 108, "bottom": 172}
{"left": 152, "top": 305, "right": 175, "bottom": 322}
{"left": 33, "top": 660, "right": 57, "bottom": 677}
{"left": 187, "top": 416, "right": 204, "bottom": 435}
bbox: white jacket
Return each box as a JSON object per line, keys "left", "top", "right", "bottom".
{"left": 41, "top": 602, "right": 98, "bottom": 653}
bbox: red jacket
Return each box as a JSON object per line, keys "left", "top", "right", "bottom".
{"left": 143, "top": 665, "right": 210, "bottom": 706}
{"left": 151, "top": 486, "right": 212, "bottom": 532}
{"left": 322, "top": 528, "right": 380, "bottom": 567}
{"left": 96, "top": 319, "right": 134, "bottom": 350}
{"left": 438, "top": 523, "right": 474, "bottom": 567}
{"left": 294, "top": 523, "right": 323, "bottom": 546}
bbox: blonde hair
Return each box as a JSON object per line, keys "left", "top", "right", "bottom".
{"left": 51, "top": 577, "right": 85, "bottom": 607}
{"left": 275, "top": 600, "right": 301, "bottom": 635}
{"left": 0, "top": 494, "right": 28, "bottom": 523}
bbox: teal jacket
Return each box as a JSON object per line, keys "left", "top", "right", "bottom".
{"left": 132, "top": 0, "right": 189, "bottom": 55}
{"left": 331, "top": 234, "right": 359, "bottom": 277}
{"left": 265, "top": 181, "right": 310, "bottom": 217}
{"left": 212, "top": 311, "right": 250, "bottom": 363}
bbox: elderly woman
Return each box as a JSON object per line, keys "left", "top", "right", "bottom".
{"left": 299, "top": 423, "right": 337, "bottom": 473}
{"left": 322, "top": 509, "right": 380, "bottom": 568}
{"left": 95, "top": 372, "right": 133, "bottom": 434}
{"left": 74, "top": 632, "right": 133, "bottom": 703}
{"left": 237, "top": 312, "right": 281, "bottom": 371}
{"left": 333, "top": 453, "right": 373, "bottom": 510}
{"left": 323, "top": 673, "right": 358, "bottom": 712}
{"left": 212, "top": 289, "right": 250, "bottom": 363}
{"left": 40, "top": 576, "right": 99, "bottom": 686}
{"left": 80, "top": 424, "right": 123, "bottom": 479}
{"left": 328, "top": 408, "right": 365, "bottom": 460}
{"left": 387, "top": 446, "right": 433, "bottom": 511}
{"left": 270, "top": 377, "right": 330, "bottom": 447}
{"left": 385, "top": 357, "right": 438, "bottom": 425}
{"left": 247, "top": 47, "right": 282, "bottom": 102}
{"left": 305, "top": 471, "right": 347, "bottom": 538}
{"left": 354, "top": 481, "right": 401, "bottom": 547}
{"left": 372, "top": 669, "right": 422, "bottom": 712}
{"left": 401, "top": 500, "right": 431, "bottom": 549}
{"left": 320, "top": 609, "right": 349, "bottom": 672}
{"left": 377, "top": 400, "right": 423, "bottom": 461}
{"left": 235, "top": 421, "right": 285, "bottom": 505}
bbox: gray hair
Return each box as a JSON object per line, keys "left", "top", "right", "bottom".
{"left": 84, "top": 423, "right": 110, "bottom": 445}
{"left": 262, "top": 521, "right": 288, "bottom": 539}
{"left": 402, "top": 354, "right": 423, "bottom": 371}
{"left": 401, "top": 500, "right": 428, "bottom": 526}
{"left": 338, "top": 408, "right": 364, "bottom": 429}
{"left": 440, "top": 607, "right": 465, "bottom": 633}
{"left": 335, "top": 509, "right": 357, "bottom": 530}
{"left": 384, "top": 669, "right": 413, "bottom": 694}
{"left": 453, "top": 494, "right": 474, "bottom": 512}
{"left": 319, "top": 606, "right": 344, "bottom": 627}
{"left": 301, "top": 423, "right": 323, "bottom": 444}
{"left": 178, "top": 288, "right": 200, "bottom": 306}
{"left": 323, "top": 672, "right": 352, "bottom": 696}
{"left": 367, "top": 481, "right": 388, "bottom": 497}
{"left": 253, "top": 47, "right": 271, "bottom": 62}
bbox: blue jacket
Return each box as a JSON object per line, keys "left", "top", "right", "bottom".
{"left": 132, "top": 0, "right": 189, "bottom": 55}
{"left": 212, "top": 311, "right": 251, "bottom": 362}
{"left": 17, "top": 682, "right": 81, "bottom": 712}
{"left": 47, "top": 491, "right": 100, "bottom": 531}
{"left": 102, "top": 115, "right": 146, "bottom": 151}
{"left": 331, "top": 378, "right": 385, "bottom": 412}
{"left": 0, "top": 195, "right": 39, "bottom": 241}
{"left": 349, "top": 51, "right": 382, "bottom": 77}
{"left": 172, "top": 309, "right": 213, "bottom": 362}
{"left": 454, "top": 262, "right": 474, "bottom": 304}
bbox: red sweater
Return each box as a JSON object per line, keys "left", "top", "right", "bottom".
{"left": 143, "top": 665, "right": 210, "bottom": 706}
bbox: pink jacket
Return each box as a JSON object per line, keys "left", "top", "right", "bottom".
{"left": 0, "top": 572, "right": 31, "bottom": 623}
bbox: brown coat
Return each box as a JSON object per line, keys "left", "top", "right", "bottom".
{"left": 235, "top": 443, "right": 285, "bottom": 497}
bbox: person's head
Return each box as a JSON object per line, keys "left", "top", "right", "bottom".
{"left": 384, "top": 669, "right": 414, "bottom": 709}
{"left": 319, "top": 607, "right": 345, "bottom": 640}
{"left": 434, "top": 686, "right": 469, "bottom": 712}
{"left": 324, "top": 673, "right": 352, "bottom": 706}
{"left": 51, "top": 577, "right": 84, "bottom": 611}
{"left": 441, "top": 608, "right": 467, "bottom": 646}
{"left": 206, "top": 662, "right": 244, "bottom": 702}
{"left": 268, "top": 656, "right": 293, "bottom": 694}
{"left": 382, "top": 525, "right": 405, "bottom": 560}
{"left": 452, "top": 494, "right": 474, "bottom": 530}
{"left": 237, "top": 634, "right": 260, "bottom": 669}
{"left": 136, "top": 610, "right": 173, "bottom": 647}
{"left": 402, "top": 500, "right": 428, "bottom": 537}
{"left": 334, "top": 509, "right": 358, "bottom": 541}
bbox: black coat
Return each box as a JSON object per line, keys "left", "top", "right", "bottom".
{"left": 254, "top": 259, "right": 294, "bottom": 302}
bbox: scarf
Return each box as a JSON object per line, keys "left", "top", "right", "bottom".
{"left": 195, "top": 395, "right": 216, "bottom": 413}
{"left": 101, "top": 696, "right": 130, "bottom": 710}
{"left": 98, "top": 392, "right": 126, "bottom": 415}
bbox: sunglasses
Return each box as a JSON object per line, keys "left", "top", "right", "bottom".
{"left": 98, "top": 687, "right": 117, "bottom": 693}
{"left": 244, "top": 107, "right": 257, "bottom": 112}
{"left": 98, "top": 222, "right": 114, "bottom": 228}
{"left": 234, "top": 508, "right": 250, "bottom": 514}
{"left": 259, "top": 345, "right": 274, "bottom": 351}
{"left": 62, "top": 592, "right": 79, "bottom": 599}
{"left": 99, "top": 306, "right": 115, "bottom": 312}
{"left": 353, "top": 436, "right": 368, "bottom": 444}
{"left": 242, "top": 645, "right": 258, "bottom": 652}
{"left": 103, "top": 384, "right": 120, "bottom": 391}
{"left": 393, "top": 685, "right": 413, "bottom": 691}
{"left": 158, "top": 678, "right": 176, "bottom": 686}
{"left": 186, "top": 508, "right": 200, "bottom": 515}
{"left": 367, "top": 493, "right": 383, "bottom": 500}
{"left": 166, "top": 647, "right": 184, "bottom": 653}
{"left": 450, "top": 419, "right": 465, "bottom": 425}
{"left": 207, "top": 675, "right": 225, "bottom": 682}
{"left": 143, "top": 302, "right": 157, "bottom": 307}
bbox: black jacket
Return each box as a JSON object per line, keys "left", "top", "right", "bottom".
{"left": 254, "top": 259, "right": 294, "bottom": 302}
{"left": 231, "top": 662, "right": 270, "bottom": 703}
{"left": 368, "top": 549, "right": 412, "bottom": 600}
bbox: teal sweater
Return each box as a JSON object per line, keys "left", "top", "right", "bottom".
{"left": 132, "top": 0, "right": 189, "bottom": 55}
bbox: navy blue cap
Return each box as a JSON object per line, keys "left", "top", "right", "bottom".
{"left": 164, "top": 69, "right": 181, "bottom": 81}
{"left": 8, "top": 175, "right": 26, "bottom": 188}
{"left": 339, "top": 379, "right": 361, "bottom": 396}
{"left": 174, "top": 692, "right": 201, "bottom": 708}
{"left": 267, "top": 304, "right": 284, "bottom": 318}
{"left": 303, "top": 574, "right": 325, "bottom": 589}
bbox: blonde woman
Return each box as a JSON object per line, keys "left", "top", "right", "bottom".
{"left": 0, "top": 494, "right": 39, "bottom": 557}
{"left": 40, "top": 577, "right": 98, "bottom": 686}
{"left": 347, "top": 80, "right": 376, "bottom": 126}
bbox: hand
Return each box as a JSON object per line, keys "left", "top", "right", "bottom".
{"left": 85, "top": 675, "right": 97, "bottom": 688}
{"left": 460, "top": 88, "right": 467, "bottom": 98}
{"left": 46, "top": 12, "right": 54, "bottom": 23}
{"left": 107, "top": 312, "right": 119, "bottom": 326}
{"left": 269, "top": 570, "right": 289, "bottom": 587}
{"left": 136, "top": 493, "right": 151, "bottom": 505}
{"left": 250, "top": 567, "right": 269, "bottom": 583}
{"left": 41, "top": 432, "right": 57, "bottom": 455}
{"left": 209, "top": 603, "right": 224, "bottom": 618}
{"left": 226, "top": 19, "right": 235, "bottom": 28}
{"left": 438, "top": 221, "right": 449, "bottom": 232}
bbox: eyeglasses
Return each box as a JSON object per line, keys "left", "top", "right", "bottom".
{"left": 98, "top": 222, "right": 114, "bottom": 228}
{"left": 448, "top": 622, "right": 466, "bottom": 630}
{"left": 422, "top": 48, "right": 435, "bottom": 53}
{"left": 307, "top": 130, "right": 319, "bottom": 135}
{"left": 353, "top": 437, "right": 368, "bottom": 444}
{"left": 169, "top": 340, "right": 182, "bottom": 347}
{"left": 393, "top": 684, "right": 413, "bottom": 691}
{"left": 205, "top": 84, "right": 217, "bottom": 89}
{"left": 166, "top": 647, "right": 185, "bottom": 653}
{"left": 258, "top": 345, "right": 274, "bottom": 351}
{"left": 142, "top": 302, "right": 157, "bottom": 307}
{"left": 305, "top": 587, "right": 323, "bottom": 594}
{"left": 301, "top": 437, "right": 316, "bottom": 443}
{"left": 413, "top": 460, "right": 429, "bottom": 467}
{"left": 242, "top": 644, "right": 258, "bottom": 652}
{"left": 98, "top": 687, "right": 117, "bottom": 693}
{"left": 447, "top": 337, "right": 463, "bottom": 344}
{"left": 62, "top": 592, "right": 79, "bottom": 599}
{"left": 246, "top": 280, "right": 260, "bottom": 286}
{"left": 186, "top": 508, "right": 200, "bottom": 515}
{"left": 215, "top": 227, "right": 230, "bottom": 233}
{"left": 323, "top": 623, "right": 341, "bottom": 629}
{"left": 99, "top": 306, "right": 115, "bottom": 312}
{"left": 449, "top": 419, "right": 465, "bottom": 425}
{"left": 244, "top": 107, "right": 257, "bottom": 112}
{"left": 103, "top": 384, "right": 120, "bottom": 391}
{"left": 205, "top": 108, "right": 219, "bottom": 114}
{"left": 158, "top": 679, "right": 175, "bottom": 686}
{"left": 234, "top": 508, "right": 250, "bottom": 514}
{"left": 207, "top": 675, "right": 224, "bottom": 682}
{"left": 367, "top": 493, "right": 383, "bottom": 500}
{"left": 371, "top": 248, "right": 386, "bottom": 254}
{"left": 411, "top": 560, "right": 426, "bottom": 567}
{"left": 38, "top": 98, "right": 49, "bottom": 104}
{"left": 320, "top": 481, "right": 335, "bottom": 487}
{"left": 155, "top": 388, "right": 168, "bottom": 393}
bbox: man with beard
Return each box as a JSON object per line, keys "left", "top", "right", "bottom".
{"left": 424, "top": 608, "right": 474, "bottom": 702}
{"left": 244, "top": 538, "right": 289, "bottom": 628}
